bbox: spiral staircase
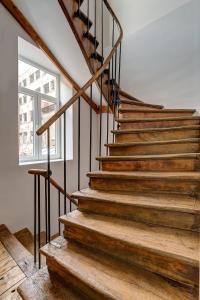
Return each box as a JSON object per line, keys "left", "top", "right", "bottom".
{"left": 2, "top": 0, "right": 199, "bottom": 299}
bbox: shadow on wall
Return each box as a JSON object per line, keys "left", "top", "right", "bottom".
{"left": 120, "top": 0, "right": 200, "bottom": 109}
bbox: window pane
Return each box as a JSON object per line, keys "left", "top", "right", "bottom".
{"left": 18, "top": 60, "right": 57, "bottom": 97}
{"left": 18, "top": 93, "right": 34, "bottom": 160}
{"left": 41, "top": 99, "right": 57, "bottom": 156}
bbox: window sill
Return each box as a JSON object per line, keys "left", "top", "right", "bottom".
{"left": 19, "top": 158, "right": 71, "bottom": 166}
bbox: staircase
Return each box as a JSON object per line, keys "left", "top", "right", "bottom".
{"left": 18, "top": 101, "right": 199, "bottom": 299}
{"left": 2, "top": 0, "right": 198, "bottom": 298}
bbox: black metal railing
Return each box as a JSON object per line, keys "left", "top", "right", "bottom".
{"left": 29, "top": 0, "right": 123, "bottom": 268}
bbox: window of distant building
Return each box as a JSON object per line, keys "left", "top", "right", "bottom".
{"left": 18, "top": 58, "right": 60, "bottom": 163}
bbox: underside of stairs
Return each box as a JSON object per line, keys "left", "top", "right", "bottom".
{"left": 18, "top": 95, "right": 200, "bottom": 299}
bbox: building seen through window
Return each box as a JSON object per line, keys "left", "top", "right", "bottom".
{"left": 18, "top": 59, "right": 60, "bottom": 162}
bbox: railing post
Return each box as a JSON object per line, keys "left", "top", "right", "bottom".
{"left": 89, "top": 84, "right": 93, "bottom": 172}
{"left": 58, "top": 190, "right": 61, "bottom": 235}
{"left": 37, "top": 175, "right": 41, "bottom": 269}
{"left": 63, "top": 112, "right": 67, "bottom": 214}
{"left": 47, "top": 128, "right": 51, "bottom": 243}
{"left": 45, "top": 178, "right": 48, "bottom": 244}
{"left": 78, "top": 97, "right": 81, "bottom": 191}
{"left": 34, "top": 174, "right": 37, "bottom": 264}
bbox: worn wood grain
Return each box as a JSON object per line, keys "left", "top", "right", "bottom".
{"left": 41, "top": 237, "right": 198, "bottom": 299}
{"left": 60, "top": 211, "right": 199, "bottom": 286}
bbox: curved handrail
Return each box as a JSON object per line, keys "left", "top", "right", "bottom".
{"left": 28, "top": 169, "right": 78, "bottom": 206}
{"left": 36, "top": 0, "right": 123, "bottom": 136}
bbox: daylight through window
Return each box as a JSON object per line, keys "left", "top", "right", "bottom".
{"left": 18, "top": 58, "right": 60, "bottom": 163}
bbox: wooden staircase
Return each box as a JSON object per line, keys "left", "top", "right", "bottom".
{"left": 18, "top": 99, "right": 199, "bottom": 299}
{"left": 5, "top": 0, "right": 197, "bottom": 298}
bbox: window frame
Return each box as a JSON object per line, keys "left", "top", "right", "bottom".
{"left": 18, "top": 56, "right": 61, "bottom": 163}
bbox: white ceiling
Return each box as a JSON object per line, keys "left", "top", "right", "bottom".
{"left": 109, "top": 0, "right": 191, "bottom": 38}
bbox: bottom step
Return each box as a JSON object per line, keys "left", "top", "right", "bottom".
{"left": 41, "top": 237, "right": 197, "bottom": 300}
{"left": 18, "top": 267, "right": 85, "bottom": 300}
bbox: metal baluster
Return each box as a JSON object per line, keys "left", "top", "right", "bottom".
{"left": 58, "top": 191, "right": 61, "bottom": 235}
{"left": 63, "top": 112, "right": 67, "bottom": 214}
{"left": 117, "top": 42, "right": 122, "bottom": 120}
{"left": 47, "top": 128, "right": 51, "bottom": 243}
{"left": 89, "top": 85, "right": 93, "bottom": 172}
{"left": 34, "top": 174, "right": 37, "bottom": 264}
{"left": 99, "top": 75, "right": 103, "bottom": 164}
{"left": 111, "top": 18, "right": 115, "bottom": 85}
{"left": 78, "top": 97, "right": 81, "bottom": 191}
{"left": 114, "top": 47, "right": 118, "bottom": 122}
{"left": 87, "top": 0, "right": 90, "bottom": 33}
{"left": 37, "top": 175, "right": 41, "bottom": 269}
{"left": 107, "top": 63, "right": 111, "bottom": 155}
{"left": 45, "top": 178, "right": 48, "bottom": 244}
{"left": 94, "top": 0, "right": 97, "bottom": 51}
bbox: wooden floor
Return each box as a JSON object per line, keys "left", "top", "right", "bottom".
{"left": 0, "top": 225, "right": 38, "bottom": 300}
{"left": 0, "top": 241, "right": 24, "bottom": 299}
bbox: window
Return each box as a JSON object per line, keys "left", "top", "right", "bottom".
{"left": 35, "top": 87, "right": 41, "bottom": 93}
{"left": 18, "top": 58, "right": 60, "bottom": 163}
{"left": 35, "top": 70, "right": 40, "bottom": 80}
{"left": 29, "top": 73, "right": 34, "bottom": 84}
{"left": 50, "top": 80, "right": 55, "bottom": 91}
{"left": 30, "top": 111, "right": 33, "bottom": 122}
{"left": 43, "top": 83, "right": 49, "bottom": 94}
{"left": 23, "top": 79, "right": 27, "bottom": 87}
{"left": 23, "top": 112, "right": 27, "bottom": 122}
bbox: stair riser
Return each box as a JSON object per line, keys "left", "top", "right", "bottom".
{"left": 89, "top": 177, "right": 199, "bottom": 194}
{"left": 119, "top": 120, "right": 200, "bottom": 130}
{"left": 63, "top": 226, "right": 198, "bottom": 286}
{"left": 100, "top": 159, "right": 200, "bottom": 172}
{"left": 115, "top": 130, "right": 200, "bottom": 143}
{"left": 47, "top": 258, "right": 106, "bottom": 300}
{"left": 109, "top": 143, "right": 200, "bottom": 156}
{"left": 119, "top": 112, "right": 194, "bottom": 119}
{"left": 78, "top": 199, "right": 199, "bottom": 231}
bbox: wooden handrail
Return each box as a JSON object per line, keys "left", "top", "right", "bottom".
{"left": 28, "top": 169, "right": 78, "bottom": 206}
{"left": 36, "top": 0, "right": 123, "bottom": 135}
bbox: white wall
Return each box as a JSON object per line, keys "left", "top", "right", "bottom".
{"left": 119, "top": 0, "right": 200, "bottom": 108}
{"left": 0, "top": 5, "right": 99, "bottom": 234}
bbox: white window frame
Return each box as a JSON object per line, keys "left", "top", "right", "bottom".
{"left": 18, "top": 56, "right": 61, "bottom": 163}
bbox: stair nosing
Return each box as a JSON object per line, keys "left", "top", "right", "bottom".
{"left": 105, "top": 137, "right": 200, "bottom": 147}
{"left": 60, "top": 212, "right": 199, "bottom": 266}
{"left": 118, "top": 108, "right": 196, "bottom": 113}
{"left": 112, "top": 125, "right": 200, "bottom": 134}
{"left": 87, "top": 170, "right": 200, "bottom": 181}
{"left": 72, "top": 189, "right": 198, "bottom": 214}
{"left": 116, "top": 116, "right": 200, "bottom": 123}
{"left": 96, "top": 153, "right": 200, "bottom": 161}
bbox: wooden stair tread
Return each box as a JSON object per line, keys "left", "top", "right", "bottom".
{"left": 120, "top": 98, "right": 164, "bottom": 109}
{"left": 72, "top": 188, "right": 199, "bottom": 214}
{"left": 106, "top": 137, "right": 200, "bottom": 147}
{"left": 116, "top": 116, "right": 200, "bottom": 123}
{"left": 41, "top": 237, "right": 196, "bottom": 300}
{"left": 18, "top": 267, "right": 84, "bottom": 300}
{"left": 87, "top": 170, "right": 200, "bottom": 181}
{"left": 112, "top": 125, "right": 200, "bottom": 134}
{"left": 60, "top": 211, "right": 199, "bottom": 266}
{"left": 119, "top": 108, "right": 196, "bottom": 113}
{"left": 96, "top": 153, "right": 200, "bottom": 161}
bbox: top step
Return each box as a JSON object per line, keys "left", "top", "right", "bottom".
{"left": 120, "top": 98, "right": 164, "bottom": 110}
